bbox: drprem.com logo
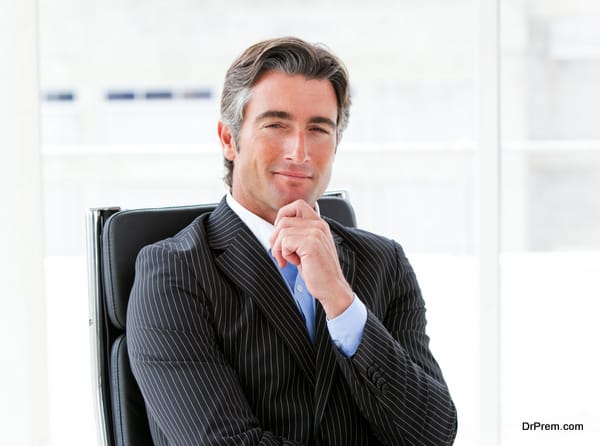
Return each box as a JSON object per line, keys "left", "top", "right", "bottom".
{"left": 522, "top": 421, "right": 584, "bottom": 431}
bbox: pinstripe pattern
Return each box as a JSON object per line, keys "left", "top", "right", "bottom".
{"left": 127, "top": 198, "right": 457, "bottom": 445}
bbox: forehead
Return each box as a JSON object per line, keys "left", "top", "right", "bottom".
{"left": 245, "top": 71, "right": 338, "bottom": 121}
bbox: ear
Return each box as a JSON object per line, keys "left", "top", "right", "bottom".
{"left": 218, "top": 121, "right": 237, "bottom": 161}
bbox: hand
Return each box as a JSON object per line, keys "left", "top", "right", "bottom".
{"left": 269, "top": 200, "right": 353, "bottom": 319}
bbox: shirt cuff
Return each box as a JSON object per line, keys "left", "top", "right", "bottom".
{"left": 326, "top": 294, "right": 367, "bottom": 357}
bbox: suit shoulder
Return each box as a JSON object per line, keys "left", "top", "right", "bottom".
{"left": 326, "top": 218, "right": 403, "bottom": 257}
{"left": 139, "top": 213, "right": 211, "bottom": 260}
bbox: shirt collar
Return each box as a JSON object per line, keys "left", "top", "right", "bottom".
{"left": 225, "top": 193, "right": 321, "bottom": 253}
{"left": 226, "top": 193, "right": 274, "bottom": 252}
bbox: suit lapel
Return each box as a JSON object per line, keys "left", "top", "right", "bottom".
{"left": 206, "top": 201, "right": 358, "bottom": 417}
{"left": 314, "top": 236, "right": 356, "bottom": 429}
{"left": 207, "top": 200, "right": 315, "bottom": 384}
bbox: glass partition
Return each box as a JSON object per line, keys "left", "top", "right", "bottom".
{"left": 501, "top": 0, "right": 600, "bottom": 444}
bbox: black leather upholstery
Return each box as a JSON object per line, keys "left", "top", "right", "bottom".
{"left": 93, "top": 195, "right": 356, "bottom": 446}
{"left": 102, "top": 204, "right": 216, "bottom": 331}
{"left": 110, "top": 336, "right": 153, "bottom": 446}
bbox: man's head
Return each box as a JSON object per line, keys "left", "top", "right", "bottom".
{"left": 219, "top": 36, "right": 351, "bottom": 193}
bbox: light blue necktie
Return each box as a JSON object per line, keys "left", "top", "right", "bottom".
{"left": 273, "top": 257, "right": 316, "bottom": 343}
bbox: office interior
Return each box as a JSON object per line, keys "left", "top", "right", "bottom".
{"left": 2, "top": 0, "right": 599, "bottom": 444}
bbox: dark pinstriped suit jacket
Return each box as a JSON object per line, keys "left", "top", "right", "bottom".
{"left": 127, "top": 198, "right": 457, "bottom": 445}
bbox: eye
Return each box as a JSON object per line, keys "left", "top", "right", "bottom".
{"left": 309, "top": 126, "right": 331, "bottom": 135}
{"left": 264, "top": 122, "right": 285, "bottom": 129}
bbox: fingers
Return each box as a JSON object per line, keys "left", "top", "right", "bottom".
{"left": 269, "top": 200, "right": 351, "bottom": 315}
{"left": 274, "top": 200, "right": 318, "bottom": 226}
{"left": 271, "top": 234, "right": 302, "bottom": 269}
{"left": 270, "top": 200, "right": 324, "bottom": 268}
{"left": 270, "top": 222, "right": 315, "bottom": 268}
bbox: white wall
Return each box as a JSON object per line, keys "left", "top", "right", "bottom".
{"left": 0, "top": 0, "right": 48, "bottom": 444}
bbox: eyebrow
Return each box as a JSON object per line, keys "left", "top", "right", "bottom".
{"left": 255, "top": 110, "right": 336, "bottom": 129}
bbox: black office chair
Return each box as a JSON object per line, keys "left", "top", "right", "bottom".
{"left": 86, "top": 193, "right": 356, "bottom": 446}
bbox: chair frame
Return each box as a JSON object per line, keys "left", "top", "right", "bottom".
{"left": 87, "top": 206, "right": 120, "bottom": 446}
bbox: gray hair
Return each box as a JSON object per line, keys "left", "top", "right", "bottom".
{"left": 220, "top": 36, "right": 352, "bottom": 189}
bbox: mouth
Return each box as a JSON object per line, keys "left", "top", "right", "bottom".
{"left": 273, "top": 170, "right": 313, "bottom": 180}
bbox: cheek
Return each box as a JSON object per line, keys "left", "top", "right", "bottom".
{"left": 256, "top": 137, "right": 285, "bottom": 162}
{"left": 314, "top": 146, "right": 336, "bottom": 168}
{"left": 321, "top": 160, "right": 334, "bottom": 182}
{"left": 239, "top": 146, "right": 274, "bottom": 179}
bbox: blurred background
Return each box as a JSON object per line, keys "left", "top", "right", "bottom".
{"left": 3, "top": 0, "right": 600, "bottom": 444}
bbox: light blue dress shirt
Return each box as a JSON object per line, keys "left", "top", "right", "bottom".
{"left": 273, "top": 259, "right": 316, "bottom": 343}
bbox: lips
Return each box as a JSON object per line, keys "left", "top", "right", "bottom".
{"left": 274, "top": 170, "right": 312, "bottom": 180}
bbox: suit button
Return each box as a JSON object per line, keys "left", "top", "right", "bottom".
{"left": 367, "top": 365, "right": 382, "bottom": 384}
{"left": 367, "top": 365, "right": 377, "bottom": 379}
{"left": 379, "top": 382, "right": 389, "bottom": 394}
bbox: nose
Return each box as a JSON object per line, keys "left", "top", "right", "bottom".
{"left": 285, "top": 130, "right": 309, "bottom": 163}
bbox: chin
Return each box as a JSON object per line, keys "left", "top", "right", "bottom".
{"left": 275, "top": 189, "right": 314, "bottom": 207}
{"left": 271, "top": 178, "right": 324, "bottom": 205}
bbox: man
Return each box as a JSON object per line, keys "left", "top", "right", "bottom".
{"left": 127, "top": 36, "right": 457, "bottom": 445}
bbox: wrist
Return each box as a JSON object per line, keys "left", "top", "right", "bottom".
{"left": 319, "top": 280, "right": 354, "bottom": 320}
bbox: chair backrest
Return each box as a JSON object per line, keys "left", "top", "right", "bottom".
{"left": 86, "top": 193, "right": 356, "bottom": 446}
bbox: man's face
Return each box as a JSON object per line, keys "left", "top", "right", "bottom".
{"left": 219, "top": 70, "right": 338, "bottom": 223}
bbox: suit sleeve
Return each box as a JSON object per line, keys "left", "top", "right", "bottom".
{"left": 333, "top": 242, "right": 458, "bottom": 446}
{"left": 127, "top": 243, "right": 306, "bottom": 446}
